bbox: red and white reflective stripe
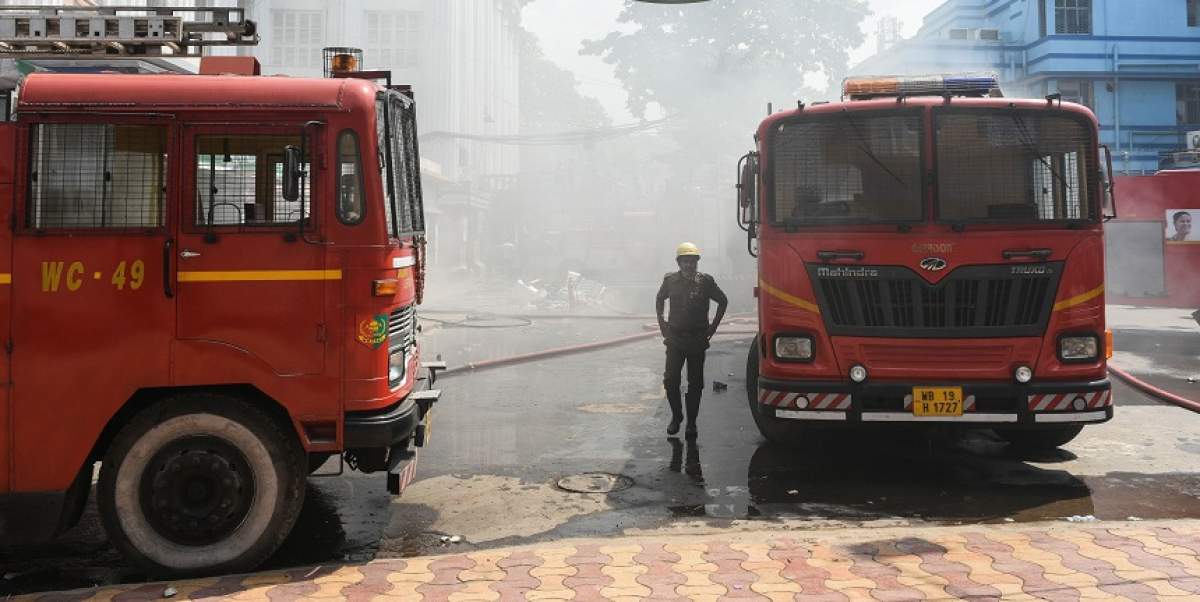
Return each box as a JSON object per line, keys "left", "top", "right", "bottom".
{"left": 903, "top": 395, "right": 976, "bottom": 411}
{"left": 1028, "top": 390, "right": 1112, "bottom": 411}
{"left": 394, "top": 452, "right": 419, "bottom": 494}
{"left": 811, "top": 393, "right": 851, "bottom": 410}
{"left": 1088, "top": 390, "right": 1113, "bottom": 408}
{"left": 758, "top": 389, "right": 851, "bottom": 410}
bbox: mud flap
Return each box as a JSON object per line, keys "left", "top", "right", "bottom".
{"left": 387, "top": 388, "right": 439, "bottom": 495}
{"left": 387, "top": 447, "right": 419, "bottom": 495}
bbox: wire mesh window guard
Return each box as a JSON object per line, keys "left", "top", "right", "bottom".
{"left": 935, "top": 110, "right": 1095, "bottom": 222}
{"left": 377, "top": 94, "right": 425, "bottom": 237}
{"left": 28, "top": 124, "right": 166, "bottom": 230}
{"left": 1179, "top": 83, "right": 1200, "bottom": 125}
{"left": 1055, "top": 0, "right": 1091, "bottom": 34}
{"left": 770, "top": 112, "right": 923, "bottom": 225}
{"left": 194, "top": 135, "right": 310, "bottom": 228}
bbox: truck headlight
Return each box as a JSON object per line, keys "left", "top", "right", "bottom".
{"left": 774, "top": 335, "right": 814, "bottom": 361}
{"left": 389, "top": 350, "right": 406, "bottom": 385}
{"left": 1059, "top": 335, "right": 1099, "bottom": 362}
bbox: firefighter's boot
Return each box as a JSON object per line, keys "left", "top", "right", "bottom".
{"left": 666, "top": 389, "right": 683, "bottom": 436}
{"left": 685, "top": 394, "right": 701, "bottom": 439}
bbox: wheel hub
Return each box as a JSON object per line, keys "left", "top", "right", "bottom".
{"left": 139, "top": 436, "right": 255, "bottom": 546}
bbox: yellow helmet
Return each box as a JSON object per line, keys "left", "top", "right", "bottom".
{"left": 676, "top": 242, "right": 701, "bottom": 257}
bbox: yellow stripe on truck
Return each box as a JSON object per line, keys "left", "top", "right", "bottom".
{"left": 178, "top": 269, "right": 343, "bottom": 282}
{"left": 759, "top": 279, "right": 821, "bottom": 315}
{"left": 1053, "top": 284, "right": 1104, "bottom": 312}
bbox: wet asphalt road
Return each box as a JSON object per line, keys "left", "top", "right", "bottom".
{"left": 3, "top": 308, "right": 1199, "bottom": 595}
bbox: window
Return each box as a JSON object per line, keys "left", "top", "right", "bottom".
{"left": 366, "top": 11, "right": 421, "bottom": 69}
{"left": 1055, "top": 0, "right": 1091, "bottom": 34}
{"left": 336, "top": 130, "right": 365, "bottom": 225}
{"left": 376, "top": 94, "right": 425, "bottom": 237}
{"left": 1058, "top": 79, "right": 1094, "bottom": 110}
{"left": 194, "top": 135, "right": 310, "bottom": 228}
{"left": 935, "top": 110, "right": 1095, "bottom": 223}
{"left": 770, "top": 112, "right": 924, "bottom": 225}
{"left": 27, "top": 124, "right": 166, "bottom": 229}
{"left": 1039, "top": 0, "right": 1047, "bottom": 37}
{"left": 270, "top": 10, "right": 323, "bottom": 68}
{"left": 1190, "top": 0, "right": 1199, "bottom": 27}
{"left": 1180, "top": 83, "right": 1200, "bottom": 124}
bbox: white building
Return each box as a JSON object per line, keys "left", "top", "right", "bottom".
{"left": 247, "top": 0, "right": 522, "bottom": 272}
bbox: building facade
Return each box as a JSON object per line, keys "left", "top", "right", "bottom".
{"left": 854, "top": 0, "right": 1200, "bottom": 173}
{"left": 245, "top": 0, "right": 522, "bottom": 271}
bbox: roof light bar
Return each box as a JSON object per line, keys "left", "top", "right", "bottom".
{"left": 843, "top": 74, "right": 1000, "bottom": 100}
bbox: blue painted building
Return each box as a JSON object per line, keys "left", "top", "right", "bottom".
{"left": 854, "top": 0, "right": 1200, "bottom": 173}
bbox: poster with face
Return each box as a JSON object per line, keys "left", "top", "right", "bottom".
{"left": 1166, "top": 210, "right": 1195, "bottom": 242}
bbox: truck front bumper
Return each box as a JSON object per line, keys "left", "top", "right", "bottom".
{"left": 756, "top": 377, "right": 1112, "bottom": 426}
{"left": 343, "top": 387, "right": 440, "bottom": 494}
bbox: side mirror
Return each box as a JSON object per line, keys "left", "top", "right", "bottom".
{"left": 1099, "top": 144, "right": 1117, "bottom": 219}
{"left": 283, "top": 145, "right": 303, "bottom": 202}
{"left": 736, "top": 152, "right": 758, "bottom": 235}
{"left": 738, "top": 156, "right": 757, "bottom": 210}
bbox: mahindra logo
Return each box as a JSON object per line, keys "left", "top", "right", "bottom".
{"left": 919, "top": 257, "right": 948, "bottom": 272}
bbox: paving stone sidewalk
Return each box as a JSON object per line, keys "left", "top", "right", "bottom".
{"left": 28, "top": 520, "right": 1200, "bottom": 601}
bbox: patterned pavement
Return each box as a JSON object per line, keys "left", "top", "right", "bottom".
{"left": 29, "top": 520, "right": 1200, "bottom": 601}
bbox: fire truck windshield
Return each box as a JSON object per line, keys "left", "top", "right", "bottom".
{"left": 770, "top": 111, "right": 924, "bottom": 226}
{"left": 935, "top": 109, "right": 1096, "bottom": 223}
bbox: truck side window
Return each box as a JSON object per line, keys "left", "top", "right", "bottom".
{"left": 194, "top": 134, "right": 310, "bottom": 227}
{"left": 336, "top": 129, "right": 365, "bottom": 225}
{"left": 27, "top": 124, "right": 167, "bottom": 229}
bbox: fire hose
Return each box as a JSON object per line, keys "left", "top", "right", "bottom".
{"left": 1108, "top": 364, "right": 1200, "bottom": 414}
{"left": 433, "top": 316, "right": 1200, "bottom": 415}
{"left": 440, "top": 323, "right": 759, "bottom": 376}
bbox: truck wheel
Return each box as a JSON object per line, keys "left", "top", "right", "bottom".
{"left": 746, "top": 336, "right": 802, "bottom": 445}
{"left": 996, "top": 425, "right": 1084, "bottom": 451}
{"left": 97, "top": 394, "right": 306, "bottom": 577}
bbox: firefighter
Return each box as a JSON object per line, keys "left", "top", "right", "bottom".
{"left": 656, "top": 242, "right": 729, "bottom": 438}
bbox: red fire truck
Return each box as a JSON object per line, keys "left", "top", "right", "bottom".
{"left": 0, "top": 53, "right": 439, "bottom": 574}
{"left": 739, "top": 75, "right": 1114, "bottom": 450}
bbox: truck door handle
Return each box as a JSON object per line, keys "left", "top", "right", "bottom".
{"left": 1002, "top": 248, "right": 1052, "bottom": 261}
{"left": 163, "top": 237, "right": 174, "bottom": 299}
{"left": 817, "top": 250, "right": 865, "bottom": 262}
{"left": 179, "top": 249, "right": 202, "bottom": 259}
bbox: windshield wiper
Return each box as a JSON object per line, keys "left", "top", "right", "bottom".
{"left": 841, "top": 112, "right": 907, "bottom": 189}
{"left": 1011, "top": 112, "right": 1070, "bottom": 191}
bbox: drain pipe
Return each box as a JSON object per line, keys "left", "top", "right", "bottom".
{"left": 1108, "top": 364, "right": 1200, "bottom": 414}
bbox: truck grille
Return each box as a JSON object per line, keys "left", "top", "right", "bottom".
{"left": 808, "top": 263, "right": 1062, "bottom": 338}
{"left": 389, "top": 305, "right": 416, "bottom": 352}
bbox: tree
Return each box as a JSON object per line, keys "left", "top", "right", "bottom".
{"left": 583, "top": 0, "right": 869, "bottom": 125}
{"left": 582, "top": 0, "right": 869, "bottom": 280}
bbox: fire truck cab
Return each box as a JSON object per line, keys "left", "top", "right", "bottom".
{"left": 0, "top": 64, "right": 436, "bottom": 575}
{"left": 739, "top": 75, "right": 1115, "bottom": 450}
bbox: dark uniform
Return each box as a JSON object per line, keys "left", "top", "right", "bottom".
{"left": 657, "top": 271, "right": 728, "bottom": 431}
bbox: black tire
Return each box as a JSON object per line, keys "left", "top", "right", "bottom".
{"left": 746, "top": 336, "right": 803, "bottom": 445}
{"left": 996, "top": 425, "right": 1084, "bottom": 451}
{"left": 97, "top": 393, "right": 306, "bottom": 577}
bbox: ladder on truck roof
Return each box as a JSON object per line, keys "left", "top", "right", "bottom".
{"left": 0, "top": 4, "right": 257, "bottom": 59}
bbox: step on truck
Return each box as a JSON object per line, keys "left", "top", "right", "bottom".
{"left": 738, "top": 75, "right": 1115, "bottom": 450}
{"left": 0, "top": 43, "right": 440, "bottom": 574}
